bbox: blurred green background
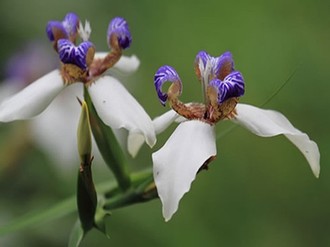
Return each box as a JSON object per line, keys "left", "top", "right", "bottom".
{"left": 0, "top": 0, "right": 329, "bottom": 246}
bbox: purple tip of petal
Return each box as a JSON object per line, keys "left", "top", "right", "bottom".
{"left": 214, "top": 51, "right": 234, "bottom": 80}
{"left": 46, "top": 21, "right": 67, "bottom": 42}
{"left": 74, "top": 41, "right": 94, "bottom": 70}
{"left": 58, "top": 39, "right": 94, "bottom": 70}
{"left": 107, "top": 17, "right": 132, "bottom": 49}
{"left": 62, "top": 12, "right": 79, "bottom": 38}
{"left": 154, "top": 65, "right": 181, "bottom": 106}
{"left": 195, "top": 50, "right": 210, "bottom": 67}
{"left": 210, "top": 71, "right": 245, "bottom": 103}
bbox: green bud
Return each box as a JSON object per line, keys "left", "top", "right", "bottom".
{"left": 77, "top": 100, "right": 92, "bottom": 164}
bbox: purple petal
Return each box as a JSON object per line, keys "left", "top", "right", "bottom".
{"left": 46, "top": 21, "right": 68, "bottom": 42}
{"left": 58, "top": 39, "right": 94, "bottom": 70}
{"left": 154, "top": 65, "right": 182, "bottom": 106}
{"left": 195, "top": 50, "right": 210, "bottom": 67}
{"left": 194, "top": 50, "right": 210, "bottom": 80}
{"left": 62, "top": 12, "right": 79, "bottom": 39}
{"left": 209, "top": 71, "right": 245, "bottom": 103}
{"left": 107, "top": 17, "right": 132, "bottom": 49}
{"left": 214, "top": 51, "right": 234, "bottom": 80}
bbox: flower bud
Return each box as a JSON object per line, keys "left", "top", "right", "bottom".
{"left": 77, "top": 100, "right": 92, "bottom": 164}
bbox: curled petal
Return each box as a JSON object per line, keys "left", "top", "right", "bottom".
{"left": 209, "top": 71, "right": 245, "bottom": 103}
{"left": 107, "top": 17, "right": 132, "bottom": 49}
{"left": 154, "top": 65, "right": 182, "bottom": 106}
{"left": 153, "top": 120, "right": 216, "bottom": 221}
{"left": 58, "top": 39, "right": 95, "bottom": 70}
{"left": 194, "top": 50, "right": 210, "bottom": 81}
{"left": 46, "top": 21, "right": 68, "bottom": 42}
{"left": 195, "top": 50, "right": 210, "bottom": 66}
{"left": 88, "top": 76, "right": 156, "bottom": 156}
{"left": 233, "top": 104, "right": 320, "bottom": 178}
{"left": 214, "top": 51, "right": 234, "bottom": 80}
{"left": 0, "top": 70, "right": 65, "bottom": 122}
{"left": 62, "top": 12, "right": 79, "bottom": 39}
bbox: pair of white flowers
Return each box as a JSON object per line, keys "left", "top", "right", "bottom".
{"left": 0, "top": 14, "right": 320, "bottom": 222}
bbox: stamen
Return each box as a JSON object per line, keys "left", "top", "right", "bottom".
{"left": 78, "top": 21, "right": 92, "bottom": 42}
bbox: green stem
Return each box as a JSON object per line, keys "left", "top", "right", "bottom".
{"left": 84, "top": 88, "right": 131, "bottom": 191}
{"left": 103, "top": 172, "right": 157, "bottom": 210}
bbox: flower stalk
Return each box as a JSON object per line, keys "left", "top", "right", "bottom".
{"left": 76, "top": 100, "right": 97, "bottom": 232}
{"left": 84, "top": 88, "right": 131, "bottom": 191}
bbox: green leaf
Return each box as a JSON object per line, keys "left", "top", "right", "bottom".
{"left": 0, "top": 197, "right": 75, "bottom": 236}
{"left": 68, "top": 220, "right": 85, "bottom": 247}
{"left": 94, "top": 208, "right": 112, "bottom": 238}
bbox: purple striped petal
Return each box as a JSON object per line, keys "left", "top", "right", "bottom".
{"left": 46, "top": 21, "right": 68, "bottom": 42}
{"left": 46, "top": 13, "right": 79, "bottom": 43}
{"left": 107, "top": 17, "right": 132, "bottom": 49}
{"left": 58, "top": 39, "right": 94, "bottom": 70}
{"left": 62, "top": 12, "right": 79, "bottom": 39}
{"left": 194, "top": 50, "right": 210, "bottom": 80}
{"left": 214, "top": 51, "right": 234, "bottom": 80}
{"left": 209, "top": 71, "right": 245, "bottom": 103}
{"left": 195, "top": 50, "right": 210, "bottom": 67}
{"left": 154, "top": 65, "right": 182, "bottom": 106}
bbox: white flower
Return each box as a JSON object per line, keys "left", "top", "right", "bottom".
{"left": 152, "top": 50, "right": 320, "bottom": 221}
{"left": 0, "top": 15, "right": 156, "bottom": 158}
{"left": 152, "top": 105, "right": 320, "bottom": 221}
{"left": 0, "top": 54, "right": 155, "bottom": 157}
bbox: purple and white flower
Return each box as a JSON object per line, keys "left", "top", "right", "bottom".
{"left": 152, "top": 50, "right": 320, "bottom": 221}
{"left": 0, "top": 13, "right": 156, "bottom": 157}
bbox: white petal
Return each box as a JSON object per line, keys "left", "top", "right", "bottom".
{"left": 88, "top": 76, "right": 156, "bottom": 156}
{"left": 153, "top": 110, "right": 179, "bottom": 134}
{"left": 94, "top": 52, "right": 140, "bottom": 75}
{"left": 0, "top": 70, "right": 65, "bottom": 122}
{"left": 30, "top": 83, "right": 103, "bottom": 169}
{"left": 30, "top": 84, "right": 83, "bottom": 168}
{"left": 233, "top": 103, "right": 320, "bottom": 177}
{"left": 152, "top": 120, "right": 216, "bottom": 221}
{"left": 0, "top": 79, "right": 23, "bottom": 100}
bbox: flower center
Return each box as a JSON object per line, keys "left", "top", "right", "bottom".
{"left": 46, "top": 14, "right": 132, "bottom": 86}
{"left": 154, "top": 51, "right": 245, "bottom": 124}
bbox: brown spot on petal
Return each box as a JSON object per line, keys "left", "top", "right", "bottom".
{"left": 197, "top": 155, "right": 217, "bottom": 173}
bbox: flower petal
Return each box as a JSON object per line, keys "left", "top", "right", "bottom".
{"left": 233, "top": 103, "right": 320, "bottom": 177}
{"left": 0, "top": 70, "right": 65, "bottom": 122}
{"left": 30, "top": 83, "right": 83, "bottom": 168}
{"left": 214, "top": 51, "right": 233, "bottom": 80}
{"left": 154, "top": 65, "right": 182, "bottom": 106}
{"left": 94, "top": 53, "right": 140, "bottom": 75}
{"left": 107, "top": 17, "right": 132, "bottom": 49}
{"left": 88, "top": 76, "right": 156, "bottom": 156}
{"left": 153, "top": 110, "right": 179, "bottom": 134}
{"left": 209, "top": 71, "right": 245, "bottom": 103}
{"left": 152, "top": 120, "right": 216, "bottom": 221}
